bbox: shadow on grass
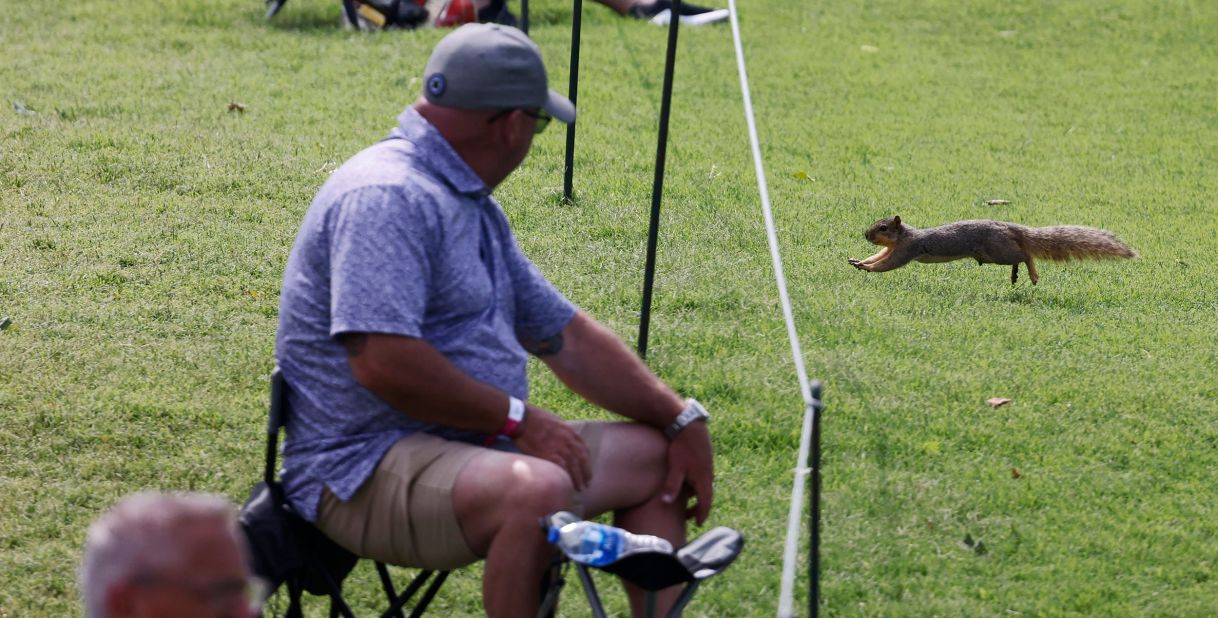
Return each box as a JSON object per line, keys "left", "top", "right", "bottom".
{"left": 257, "top": 2, "right": 351, "bottom": 33}
{"left": 987, "top": 286, "right": 1123, "bottom": 313}
{"left": 545, "top": 188, "right": 582, "bottom": 206}
{"left": 264, "top": 15, "right": 350, "bottom": 33}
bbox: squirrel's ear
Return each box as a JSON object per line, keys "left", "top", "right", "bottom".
{"left": 893, "top": 215, "right": 902, "bottom": 226}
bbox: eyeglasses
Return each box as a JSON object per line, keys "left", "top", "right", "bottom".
{"left": 131, "top": 574, "right": 268, "bottom": 613}
{"left": 487, "top": 108, "right": 552, "bottom": 134}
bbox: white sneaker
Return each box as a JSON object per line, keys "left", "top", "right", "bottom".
{"left": 630, "top": 1, "right": 730, "bottom": 26}
{"left": 649, "top": 7, "right": 730, "bottom": 25}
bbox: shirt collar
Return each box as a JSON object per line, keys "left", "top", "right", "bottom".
{"left": 394, "top": 107, "right": 491, "bottom": 198}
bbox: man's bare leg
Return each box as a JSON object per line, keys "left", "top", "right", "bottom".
{"left": 616, "top": 488, "right": 688, "bottom": 616}
{"left": 582, "top": 423, "right": 687, "bottom": 617}
{"left": 454, "top": 450, "right": 576, "bottom": 617}
{"left": 454, "top": 422, "right": 688, "bottom": 617}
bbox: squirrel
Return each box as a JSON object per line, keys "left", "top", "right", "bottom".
{"left": 848, "top": 216, "right": 1136, "bottom": 284}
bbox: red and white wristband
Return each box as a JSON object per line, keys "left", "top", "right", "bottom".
{"left": 485, "top": 396, "right": 527, "bottom": 445}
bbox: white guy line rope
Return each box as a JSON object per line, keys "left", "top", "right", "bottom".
{"left": 724, "top": 2, "right": 817, "bottom": 616}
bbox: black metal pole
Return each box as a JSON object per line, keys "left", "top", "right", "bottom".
{"left": 562, "top": 0, "right": 583, "bottom": 202}
{"left": 636, "top": 0, "right": 681, "bottom": 358}
{"left": 809, "top": 382, "right": 824, "bottom": 618}
{"left": 521, "top": 0, "right": 528, "bottom": 33}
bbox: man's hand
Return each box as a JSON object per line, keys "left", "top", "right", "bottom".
{"left": 514, "top": 406, "right": 592, "bottom": 491}
{"left": 660, "top": 421, "right": 714, "bottom": 525}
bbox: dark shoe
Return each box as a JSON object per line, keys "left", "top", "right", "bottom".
{"left": 345, "top": 0, "right": 428, "bottom": 30}
{"left": 477, "top": 0, "right": 518, "bottom": 26}
{"left": 628, "top": 0, "right": 729, "bottom": 25}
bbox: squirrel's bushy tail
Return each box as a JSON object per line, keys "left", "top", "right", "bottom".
{"left": 1025, "top": 226, "right": 1136, "bottom": 261}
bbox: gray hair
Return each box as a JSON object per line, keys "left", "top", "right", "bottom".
{"left": 79, "top": 491, "right": 240, "bottom": 618}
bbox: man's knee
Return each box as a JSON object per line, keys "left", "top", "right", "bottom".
{"left": 506, "top": 459, "right": 576, "bottom": 517}
{"left": 460, "top": 455, "right": 575, "bottom": 518}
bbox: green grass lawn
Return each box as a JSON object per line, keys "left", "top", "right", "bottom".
{"left": 3, "top": 0, "right": 1217, "bottom": 615}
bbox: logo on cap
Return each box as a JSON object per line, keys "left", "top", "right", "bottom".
{"left": 426, "top": 74, "right": 447, "bottom": 98}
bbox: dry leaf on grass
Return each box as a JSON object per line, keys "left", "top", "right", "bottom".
{"left": 986, "top": 397, "right": 1011, "bottom": 408}
{"left": 1011, "top": 467, "right": 1022, "bottom": 479}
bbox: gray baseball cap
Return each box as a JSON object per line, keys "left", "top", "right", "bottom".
{"left": 422, "top": 23, "right": 575, "bottom": 124}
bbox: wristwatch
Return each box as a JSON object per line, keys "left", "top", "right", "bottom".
{"left": 665, "top": 398, "right": 709, "bottom": 440}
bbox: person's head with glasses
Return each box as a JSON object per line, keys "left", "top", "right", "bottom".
{"left": 80, "top": 492, "right": 261, "bottom": 618}
{"left": 415, "top": 23, "right": 575, "bottom": 189}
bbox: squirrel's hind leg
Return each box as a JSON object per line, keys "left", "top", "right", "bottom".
{"left": 1011, "top": 260, "right": 1039, "bottom": 285}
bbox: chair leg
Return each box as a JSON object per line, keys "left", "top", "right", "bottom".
{"left": 286, "top": 576, "right": 304, "bottom": 618}
{"left": 374, "top": 567, "right": 449, "bottom": 618}
{"left": 316, "top": 567, "right": 357, "bottom": 618}
{"left": 665, "top": 581, "right": 701, "bottom": 618}
{"left": 378, "top": 567, "right": 437, "bottom": 618}
{"left": 408, "top": 571, "right": 449, "bottom": 618}
{"left": 375, "top": 562, "right": 407, "bottom": 618}
{"left": 537, "top": 556, "right": 567, "bottom": 618}
{"left": 265, "top": 0, "right": 288, "bottom": 19}
{"left": 573, "top": 564, "right": 608, "bottom": 618}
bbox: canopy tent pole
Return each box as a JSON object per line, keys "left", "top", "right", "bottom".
{"left": 636, "top": 0, "right": 682, "bottom": 358}
{"left": 562, "top": 0, "right": 584, "bottom": 201}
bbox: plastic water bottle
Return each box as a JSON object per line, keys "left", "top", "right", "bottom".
{"left": 546, "top": 519, "right": 673, "bottom": 567}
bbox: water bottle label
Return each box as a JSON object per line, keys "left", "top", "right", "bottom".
{"left": 547, "top": 518, "right": 670, "bottom": 567}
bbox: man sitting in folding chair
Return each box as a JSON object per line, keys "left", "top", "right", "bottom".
{"left": 274, "top": 23, "right": 715, "bottom": 617}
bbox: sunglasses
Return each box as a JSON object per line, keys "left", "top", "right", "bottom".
{"left": 487, "top": 108, "right": 552, "bottom": 134}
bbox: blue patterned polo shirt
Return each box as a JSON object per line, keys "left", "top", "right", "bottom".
{"left": 275, "top": 107, "right": 576, "bottom": 521}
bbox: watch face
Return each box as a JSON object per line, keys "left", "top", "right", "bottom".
{"left": 687, "top": 399, "right": 709, "bottom": 421}
{"left": 667, "top": 400, "right": 709, "bottom": 439}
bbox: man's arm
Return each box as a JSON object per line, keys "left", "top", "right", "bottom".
{"left": 342, "top": 332, "right": 592, "bottom": 489}
{"left": 524, "top": 311, "right": 715, "bottom": 524}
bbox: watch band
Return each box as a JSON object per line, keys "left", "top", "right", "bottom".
{"left": 665, "top": 398, "right": 709, "bottom": 440}
{"left": 502, "top": 396, "right": 526, "bottom": 438}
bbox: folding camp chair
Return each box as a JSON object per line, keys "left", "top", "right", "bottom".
{"left": 240, "top": 367, "right": 449, "bottom": 618}
{"left": 241, "top": 368, "right": 739, "bottom": 616}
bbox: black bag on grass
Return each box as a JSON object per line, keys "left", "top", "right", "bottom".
{"left": 238, "top": 481, "right": 359, "bottom": 601}
{"left": 346, "top": 0, "right": 430, "bottom": 30}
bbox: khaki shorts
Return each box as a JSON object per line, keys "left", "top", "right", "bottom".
{"left": 316, "top": 422, "right": 606, "bottom": 570}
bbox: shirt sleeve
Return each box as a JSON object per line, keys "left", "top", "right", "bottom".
{"left": 327, "top": 185, "right": 436, "bottom": 339}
